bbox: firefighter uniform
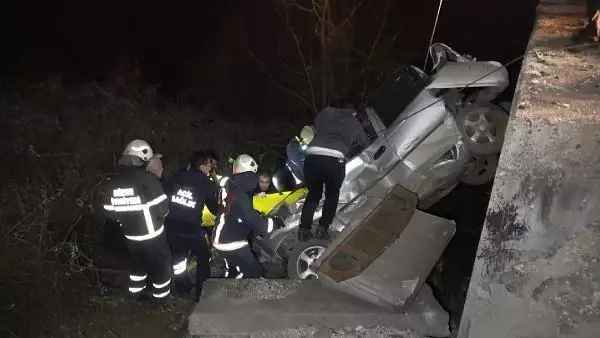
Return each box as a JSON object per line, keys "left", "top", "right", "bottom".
{"left": 213, "top": 171, "right": 282, "bottom": 278}
{"left": 101, "top": 159, "right": 172, "bottom": 299}
{"left": 164, "top": 168, "right": 219, "bottom": 298}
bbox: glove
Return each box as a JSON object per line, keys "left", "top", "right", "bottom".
{"left": 272, "top": 216, "right": 286, "bottom": 230}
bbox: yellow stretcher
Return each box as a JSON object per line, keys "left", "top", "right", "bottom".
{"left": 201, "top": 188, "right": 308, "bottom": 227}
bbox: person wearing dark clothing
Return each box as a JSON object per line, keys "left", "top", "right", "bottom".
{"left": 213, "top": 154, "right": 284, "bottom": 278}
{"left": 164, "top": 150, "right": 219, "bottom": 301}
{"left": 102, "top": 153, "right": 166, "bottom": 256}
{"left": 100, "top": 139, "right": 172, "bottom": 300}
{"left": 298, "top": 106, "right": 369, "bottom": 242}
{"left": 254, "top": 172, "right": 278, "bottom": 195}
{"left": 283, "top": 125, "right": 315, "bottom": 185}
{"left": 573, "top": 0, "right": 600, "bottom": 42}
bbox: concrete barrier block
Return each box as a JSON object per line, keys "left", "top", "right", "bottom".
{"left": 319, "top": 209, "right": 456, "bottom": 310}
{"left": 188, "top": 279, "right": 450, "bottom": 337}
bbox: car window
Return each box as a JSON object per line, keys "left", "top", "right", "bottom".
{"left": 367, "top": 66, "right": 429, "bottom": 127}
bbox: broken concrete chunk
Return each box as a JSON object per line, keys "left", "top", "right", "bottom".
{"left": 318, "top": 208, "right": 456, "bottom": 310}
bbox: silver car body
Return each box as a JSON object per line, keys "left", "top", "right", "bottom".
{"left": 261, "top": 43, "right": 509, "bottom": 259}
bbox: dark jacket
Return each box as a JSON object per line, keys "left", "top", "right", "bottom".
{"left": 285, "top": 139, "right": 307, "bottom": 182}
{"left": 164, "top": 168, "right": 219, "bottom": 228}
{"left": 307, "top": 107, "right": 369, "bottom": 158}
{"left": 212, "top": 172, "right": 275, "bottom": 252}
{"left": 100, "top": 157, "right": 169, "bottom": 242}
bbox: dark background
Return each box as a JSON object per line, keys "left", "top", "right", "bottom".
{"left": 3, "top": 0, "right": 536, "bottom": 106}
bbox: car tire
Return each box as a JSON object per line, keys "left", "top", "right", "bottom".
{"left": 461, "top": 153, "right": 500, "bottom": 186}
{"left": 286, "top": 239, "right": 329, "bottom": 280}
{"left": 456, "top": 103, "right": 509, "bottom": 155}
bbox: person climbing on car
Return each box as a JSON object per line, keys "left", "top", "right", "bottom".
{"left": 164, "top": 150, "right": 219, "bottom": 302}
{"left": 212, "top": 154, "right": 285, "bottom": 278}
{"left": 99, "top": 139, "right": 172, "bottom": 302}
{"left": 298, "top": 98, "right": 369, "bottom": 242}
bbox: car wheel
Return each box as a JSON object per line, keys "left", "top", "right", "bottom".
{"left": 456, "top": 103, "right": 509, "bottom": 155}
{"left": 287, "top": 239, "right": 329, "bottom": 280}
{"left": 461, "top": 153, "right": 499, "bottom": 186}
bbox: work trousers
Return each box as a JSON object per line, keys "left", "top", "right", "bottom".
{"left": 217, "top": 246, "right": 263, "bottom": 278}
{"left": 126, "top": 233, "right": 172, "bottom": 299}
{"left": 165, "top": 220, "right": 211, "bottom": 298}
{"left": 299, "top": 154, "right": 346, "bottom": 231}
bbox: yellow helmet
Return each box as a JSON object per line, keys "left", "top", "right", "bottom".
{"left": 299, "top": 125, "right": 314, "bottom": 146}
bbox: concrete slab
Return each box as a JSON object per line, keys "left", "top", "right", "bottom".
{"left": 189, "top": 279, "right": 450, "bottom": 337}
{"left": 319, "top": 210, "right": 455, "bottom": 310}
{"left": 318, "top": 185, "right": 418, "bottom": 283}
{"left": 459, "top": 1, "right": 600, "bottom": 337}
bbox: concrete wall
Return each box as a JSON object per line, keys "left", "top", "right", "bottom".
{"left": 458, "top": 1, "right": 600, "bottom": 337}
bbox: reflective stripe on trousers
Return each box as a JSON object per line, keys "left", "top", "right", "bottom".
{"left": 173, "top": 258, "right": 187, "bottom": 275}
{"left": 129, "top": 274, "right": 147, "bottom": 293}
{"left": 152, "top": 278, "right": 171, "bottom": 298}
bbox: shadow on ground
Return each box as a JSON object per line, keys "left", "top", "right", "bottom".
{"left": 426, "top": 182, "right": 494, "bottom": 333}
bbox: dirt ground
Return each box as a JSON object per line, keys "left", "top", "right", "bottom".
{"left": 44, "top": 289, "right": 194, "bottom": 338}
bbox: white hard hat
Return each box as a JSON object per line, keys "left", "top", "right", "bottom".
{"left": 123, "top": 139, "right": 154, "bottom": 162}
{"left": 232, "top": 154, "right": 258, "bottom": 174}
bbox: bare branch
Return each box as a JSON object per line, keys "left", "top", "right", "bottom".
{"left": 0, "top": 189, "right": 63, "bottom": 242}
{"left": 367, "top": 0, "right": 391, "bottom": 62}
{"left": 328, "top": 0, "right": 364, "bottom": 42}
{"left": 277, "top": 2, "right": 318, "bottom": 112}
{"left": 248, "top": 50, "right": 315, "bottom": 111}
{"left": 283, "top": 0, "right": 313, "bottom": 12}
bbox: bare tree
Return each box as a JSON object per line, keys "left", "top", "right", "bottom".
{"left": 245, "top": 0, "right": 398, "bottom": 115}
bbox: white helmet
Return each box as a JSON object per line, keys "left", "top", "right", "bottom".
{"left": 232, "top": 154, "right": 258, "bottom": 174}
{"left": 123, "top": 139, "right": 154, "bottom": 162}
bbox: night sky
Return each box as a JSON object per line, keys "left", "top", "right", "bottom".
{"left": 3, "top": 0, "right": 538, "bottom": 98}
{"left": 5, "top": 1, "right": 237, "bottom": 85}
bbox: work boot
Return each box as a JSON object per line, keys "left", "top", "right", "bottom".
{"left": 298, "top": 228, "right": 313, "bottom": 242}
{"left": 174, "top": 280, "right": 192, "bottom": 297}
{"left": 315, "top": 226, "right": 330, "bottom": 241}
{"left": 155, "top": 293, "right": 178, "bottom": 311}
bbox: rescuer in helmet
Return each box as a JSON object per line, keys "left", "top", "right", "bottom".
{"left": 212, "top": 154, "right": 285, "bottom": 278}
{"left": 163, "top": 150, "right": 219, "bottom": 302}
{"left": 99, "top": 139, "right": 172, "bottom": 301}
{"left": 285, "top": 125, "right": 314, "bottom": 184}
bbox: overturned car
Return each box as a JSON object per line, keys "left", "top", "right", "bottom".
{"left": 197, "top": 44, "right": 510, "bottom": 306}
{"left": 239, "top": 43, "right": 510, "bottom": 282}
